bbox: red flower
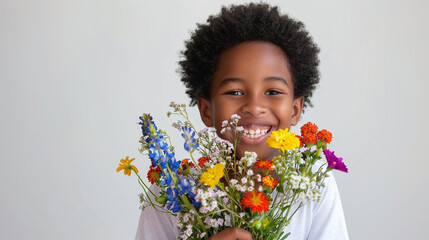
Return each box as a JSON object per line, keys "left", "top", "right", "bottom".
{"left": 147, "top": 165, "right": 160, "bottom": 184}
{"left": 317, "top": 129, "right": 333, "bottom": 144}
{"left": 197, "top": 157, "right": 210, "bottom": 168}
{"left": 254, "top": 160, "right": 274, "bottom": 170}
{"left": 240, "top": 191, "right": 270, "bottom": 213}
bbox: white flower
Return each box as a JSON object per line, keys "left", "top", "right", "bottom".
{"left": 224, "top": 215, "right": 232, "bottom": 226}
{"left": 222, "top": 120, "right": 228, "bottom": 127}
{"left": 185, "top": 227, "right": 193, "bottom": 236}
{"left": 183, "top": 213, "right": 190, "bottom": 222}
{"left": 210, "top": 219, "right": 219, "bottom": 228}
{"left": 230, "top": 179, "right": 238, "bottom": 186}
{"left": 236, "top": 126, "right": 245, "bottom": 132}
{"left": 199, "top": 206, "right": 208, "bottom": 214}
{"left": 247, "top": 169, "right": 254, "bottom": 175}
{"left": 258, "top": 185, "right": 263, "bottom": 192}
{"left": 230, "top": 114, "right": 241, "bottom": 123}
{"left": 200, "top": 233, "right": 206, "bottom": 238}
{"left": 241, "top": 177, "right": 248, "bottom": 184}
{"left": 218, "top": 218, "right": 224, "bottom": 226}
{"left": 256, "top": 174, "right": 262, "bottom": 182}
{"left": 248, "top": 186, "right": 254, "bottom": 191}
{"left": 249, "top": 180, "right": 254, "bottom": 186}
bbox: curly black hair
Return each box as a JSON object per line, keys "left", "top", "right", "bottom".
{"left": 179, "top": 3, "right": 320, "bottom": 109}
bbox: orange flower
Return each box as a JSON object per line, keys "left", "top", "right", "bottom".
{"left": 116, "top": 156, "right": 138, "bottom": 176}
{"left": 262, "top": 175, "right": 279, "bottom": 189}
{"left": 179, "top": 159, "right": 195, "bottom": 175}
{"left": 300, "top": 122, "right": 318, "bottom": 135}
{"left": 301, "top": 133, "right": 317, "bottom": 145}
{"left": 198, "top": 157, "right": 210, "bottom": 168}
{"left": 299, "top": 122, "right": 318, "bottom": 145}
{"left": 317, "top": 129, "right": 333, "bottom": 143}
{"left": 240, "top": 191, "right": 270, "bottom": 213}
{"left": 254, "top": 160, "right": 274, "bottom": 170}
{"left": 147, "top": 165, "right": 160, "bottom": 184}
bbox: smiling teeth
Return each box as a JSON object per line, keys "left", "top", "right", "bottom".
{"left": 243, "top": 129, "right": 268, "bottom": 138}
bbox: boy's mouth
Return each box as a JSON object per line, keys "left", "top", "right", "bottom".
{"left": 241, "top": 125, "right": 272, "bottom": 140}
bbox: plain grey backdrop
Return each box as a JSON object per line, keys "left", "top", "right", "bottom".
{"left": 1, "top": 0, "right": 428, "bottom": 239}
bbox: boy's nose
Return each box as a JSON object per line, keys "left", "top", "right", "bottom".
{"left": 240, "top": 95, "right": 267, "bottom": 116}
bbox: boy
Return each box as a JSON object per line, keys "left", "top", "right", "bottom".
{"left": 136, "top": 3, "right": 348, "bottom": 239}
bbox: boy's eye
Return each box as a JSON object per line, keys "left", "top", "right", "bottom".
{"left": 265, "top": 90, "right": 281, "bottom": 95}
{"left": 225, "top": 90, "right": 244, "bottom": 96}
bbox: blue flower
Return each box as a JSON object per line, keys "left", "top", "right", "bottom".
{"left": 177, "top": 176, "right": 200, "bottom": 208}
{"left": 165, "top": 187, "right": 183, "bottom": 213}
{"left": 160, "top": 170, "right": 172, "bottom": 186}
{"left": 139, "top": 114, "right": 158, "bottom": 137}
{"left": 181, "top": 126, "right": 199, "bottom": 152}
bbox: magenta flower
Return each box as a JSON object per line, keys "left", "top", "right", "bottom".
{"left": 323, "top": 149, "right": 348, "bottom": 173}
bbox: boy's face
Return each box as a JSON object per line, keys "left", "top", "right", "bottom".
{"left": 198, "top": 41, "right": 304, "bottom": 160}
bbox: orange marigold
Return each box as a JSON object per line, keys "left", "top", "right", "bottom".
{"left": 240, "top": 191, "right": 270, "bottom": 213}
{"left": 301, "top": 133, "right": 317, "bottom": 145}
{"left": 254, "top": 160, "right": 274, "bottom": 170}
{"left": 198, "top": 157, "right": 210, "bottom": 168}
{"left": 317, "top": 129, "right": 333, "bottom": 143}
{"left": 301, "top": 122, "right": 318, "bottom": 135}
{"left": 147, "top": 165, "right": 160, "bottom": 184}
{"left": 262, "top": 175, "right": 279, "bottom": 189}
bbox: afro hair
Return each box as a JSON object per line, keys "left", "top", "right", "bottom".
{"left": 179, "top": 3, "right": 320, "bottom": 109}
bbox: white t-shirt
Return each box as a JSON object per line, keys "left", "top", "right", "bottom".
{"left": 135, "top": 173, "right": 349, "bottom": 240}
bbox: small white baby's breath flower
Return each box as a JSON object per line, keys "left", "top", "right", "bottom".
{"left": 218, "top": 218, "right": 224, "bottom": 226}
{"left": 236, "top": 126, "right": 245, "bottom": 132}
{"left": 222, "top": 120, "right": 228, "bottom": 127}
{"left": 230, "top": 114, "right": 241, "bottom": 123}
{"left": 249, "top": 180, "right": 254, "bottom": 186}
{"left": 241, "top": 177, "right": 247, "bottom": 184}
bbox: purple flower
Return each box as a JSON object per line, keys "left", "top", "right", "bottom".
{"left": 323, "top": 149, "right": 348, "bottom": 173}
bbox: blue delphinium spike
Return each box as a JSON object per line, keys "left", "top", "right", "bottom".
{"left": 181, "top": 126, "right": 199, "bottom": 152}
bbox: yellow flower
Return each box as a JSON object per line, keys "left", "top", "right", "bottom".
{"left": 199, "top": 163, "right": 225, "bottom": 188}
{"left": 116, "top": 156, "right": 139, "bottom": 176}
{"left": 265, "top": 128, "right": 300, "bottom": 152}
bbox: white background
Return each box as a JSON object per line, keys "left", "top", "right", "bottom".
{"left": 1, "top": 0, "right": 428, "bottom": 239}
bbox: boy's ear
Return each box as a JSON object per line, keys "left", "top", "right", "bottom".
{"left": 291, "top": 97, "right": 305, "bottom": 126}
{"left": 197, "top": 97, "right": 214, "bottom": 127}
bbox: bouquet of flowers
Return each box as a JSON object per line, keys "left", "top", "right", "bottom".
{"left": 117, "top": 102, "right": 348, "bottom": 240}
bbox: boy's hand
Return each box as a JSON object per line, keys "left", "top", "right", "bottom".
{"left": 208, "top": 227, "right": 253, "bottom": 240}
